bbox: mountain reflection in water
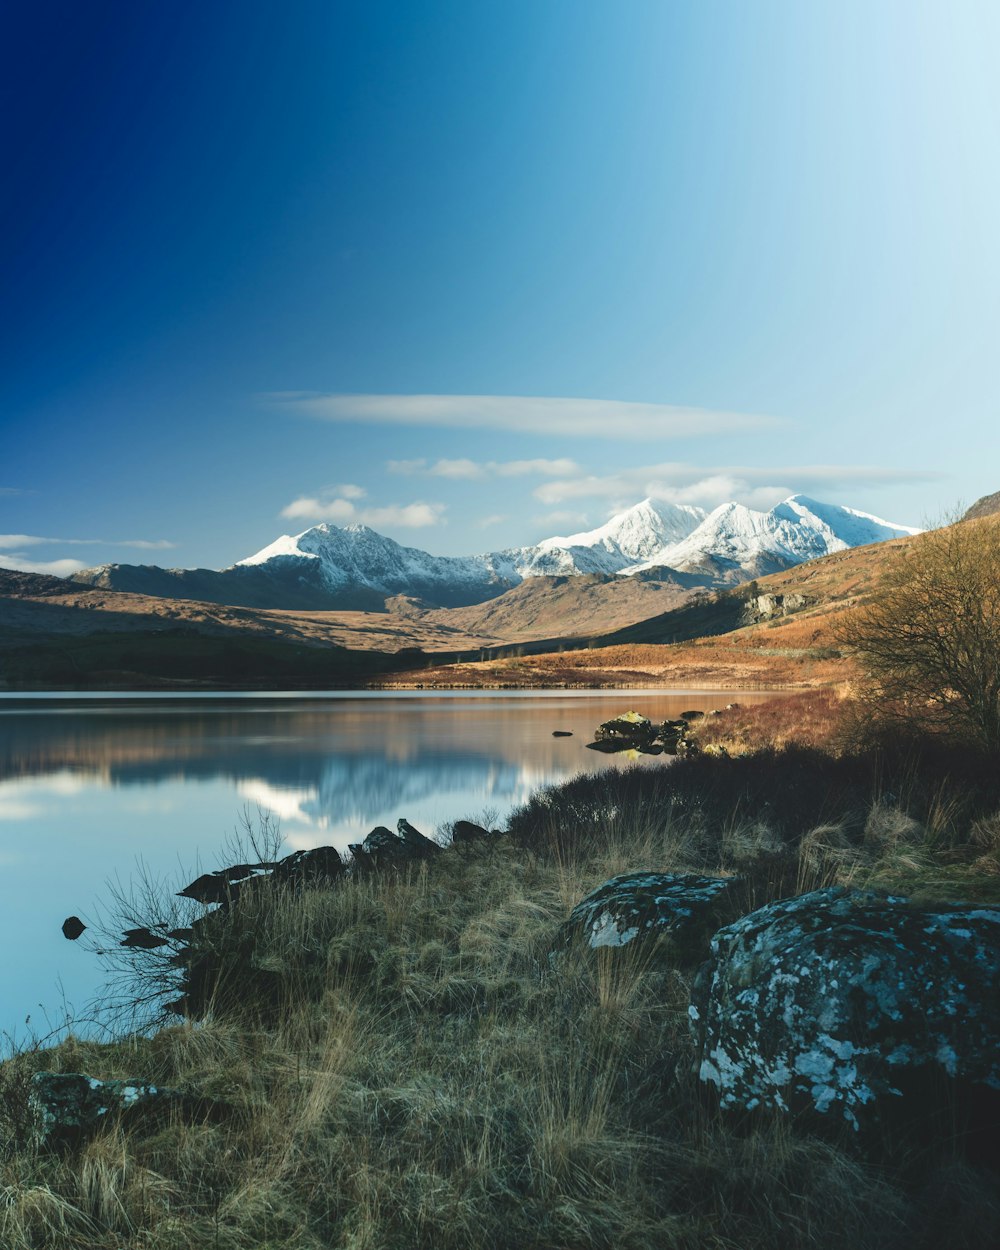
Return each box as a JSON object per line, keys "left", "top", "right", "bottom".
{"left": 0, "top": 692, "right": 785, "bottom": 1038}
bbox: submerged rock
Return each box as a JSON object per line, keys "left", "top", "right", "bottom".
{"left": 690, "top": 887, "right": 1000, "bottom": 1129}
{"left": 557, "top": 872, "right": 742, "bottom": 964}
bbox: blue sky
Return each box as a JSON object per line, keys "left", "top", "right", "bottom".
{"left": 2, "top": 0, "right": 998, "bottom": 574}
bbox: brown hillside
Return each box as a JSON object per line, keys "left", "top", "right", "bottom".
{"left": 963, "top": 490, "right": 1000, "bottom": 522}
{"left": 380, "top": 529, "right": 924, "bottom": 689}
{"left": 0, "top": 566, "right": 700, "bottom": 655}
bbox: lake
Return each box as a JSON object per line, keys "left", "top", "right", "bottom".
{"left": 0, "top": 689, "right": 781, "bottom": 1042}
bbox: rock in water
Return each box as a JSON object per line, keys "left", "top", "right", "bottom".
{"left": 592, "top": 711, "right": 656, "bottom": 749}
{"left": 61, "top": 916, "right": 86, "bottom": 941}
{"left": 556, "top": 872, "right": 742, "bottom": 964}
{"left": 690, "top": 887, "right": 1000, "bottom": 1129}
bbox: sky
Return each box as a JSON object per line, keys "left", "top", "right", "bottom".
{"left": 2, "top": 0, "right": 999, "bottom": 575}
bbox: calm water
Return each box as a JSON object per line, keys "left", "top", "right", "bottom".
{"left": 0, "top": 690, "right": 781, "bottom": 1040}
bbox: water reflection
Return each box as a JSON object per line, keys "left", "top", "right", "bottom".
{"left": 0, "top": 692, "right": 783, "bottom": 1037}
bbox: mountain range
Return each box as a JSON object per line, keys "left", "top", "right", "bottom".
{"left": 68, "top": 495, "right": 920, "bottom": 611}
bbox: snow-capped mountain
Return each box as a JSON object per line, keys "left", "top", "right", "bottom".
{"left": 624, "top": 495, "right": 921, "bottom": 582}
{"left": 232, "top": 498, "right": 705, "bottom": 592}
{"left": 69, "top": 495, "right": 919, "bottom": 609}
{"left": 517, "top": 499, "right": 704, "bottom": 576}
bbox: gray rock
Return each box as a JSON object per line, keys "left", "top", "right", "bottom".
{"left": 690, "top": 887, "right": 1000, "bottom": 1129}
{"left": 30, "top": 1072, "right": 183, "bottom": 1147}
{"left": 359, "top": 825, "right": 411, "bottom": 867}
{"left": 273, "top": 845, "right": 346, "bottom": 884}
{"left": 557, "top": 872, "right": 742, "bottom": 963}
{"left": 593, "top": 712, "right": 656, "bottom": 749}
{"left": 397, "top": 817, "right": 441, "bottom": 855}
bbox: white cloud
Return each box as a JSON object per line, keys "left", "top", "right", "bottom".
{"left": 0, "top": 554, "right": 88, "bottom": 577}
{"left": 533, "top": 463, "right": 944, "bottom": 511}
{"left": 477, "top": 513, "right": 509, "bottom": 527}
{"left": 425, "top": 459, "right": 486, "bottom": 480}
{"left": 280, "top": 495, "right": 446, "bottom": 528}
{"left": 333, "top": 483, "right": 367, "bottom": 499}
{"left": 388, "top": 456, "right": 581, "bottom": 479}
{"left": 494, "top": 458, "right": 580, "bottom": 477}
{"left": 270, "top": 392, "right": 783, "bottom": 439}
{"left": 0, "top": 534, "right": 175, "bottom": 550}
{"left": 281, "top": 497, "right": 357, "bottom": 523}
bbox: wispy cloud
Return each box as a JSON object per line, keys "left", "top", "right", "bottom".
{"left": 0, "top": 554, "right": 89, "bottom": 577}
{"left": 0, "top": 534, "right": 175, "bottom": 550}
{"left": 389, "top": 456, "right": 581, "bottom": 480}
{"left": 269, "top": 392, "right": 782, "bottom": 440}
{"left": 533, "top": 464, "right": 944, "bottom": 512}
{"left": 280, "top": 496, "right": 446, "bottom": 528}
{"left": 477, "top": 513, "right": 509, "bottom": 527}
{"left": 0, "top": 487, "right": 26, "bottom": 497}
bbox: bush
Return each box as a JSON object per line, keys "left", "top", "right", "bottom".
{"left": 838, "top": 515, "right": 1000, "bottom": 752}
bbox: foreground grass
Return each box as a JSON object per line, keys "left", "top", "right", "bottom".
{"left": 2, "top": 737, "right": 1000, "bottom": 1247}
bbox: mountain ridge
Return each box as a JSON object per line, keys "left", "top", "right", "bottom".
{"left": 67, "top": 495, "right": 919, "bottom": 610}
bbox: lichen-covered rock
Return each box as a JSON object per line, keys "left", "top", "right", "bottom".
{"left": 557, "top": 872, "right": 742, "bottom": 963}
{"left": 30, "top": 1072, "right": 184, "bottom": 1147}
{"left": 593, "top": 711, "right": 656, "bottom": 748}
{"left": 690, "top": 887, "right": 1000, "bottom": 1129}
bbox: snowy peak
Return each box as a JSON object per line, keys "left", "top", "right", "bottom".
{"left": 536, "top": 499, "right": 704, "bottom": 563}
{"left": 625, "top": 495, "right": 921, "bottom": 581}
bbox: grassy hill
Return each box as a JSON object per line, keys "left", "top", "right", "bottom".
{"left": 379, "top": 530, "right": 918, "bottom": 688}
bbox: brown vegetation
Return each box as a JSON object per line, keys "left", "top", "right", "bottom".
{"left": 839, "top": 515, "right": 1000, "bottom": 752}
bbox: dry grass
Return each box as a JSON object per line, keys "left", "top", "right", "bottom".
{"left": 694, "top": 689, "right": 849, "bottom": 753}
{"left": 2, "top": 748, "right": 1000, "bottom": 1247}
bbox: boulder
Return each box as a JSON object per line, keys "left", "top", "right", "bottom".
{"left": 273, "top": 845, "right": 346, "bottom": 884}
{"left": 690, "top": 887, "right": 1000, "bottom": 1129}
{"left": 593, "top": 711, "right": 656, "bottom": 749}
{"left": 556, "top": 872, "right": 743, "bottom": 964}
{"left": 397, "top": 817, "right": 441, "bottom": 855}
{"left": 452, "top": 820, "right": 490, "bottom": 844}
{"left": 358, "top": 825, "right": 411, "bottom": 867}
{"left": 30, "top": 1072, "right": 185, "bottom": 1147}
